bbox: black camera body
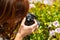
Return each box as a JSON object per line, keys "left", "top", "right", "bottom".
{"left": 25, "top": 13, "right": 40, "bottom": 26}
{"left": 24, "top": 13, "right": 40, "bottom": 40}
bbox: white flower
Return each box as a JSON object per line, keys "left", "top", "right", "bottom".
{"left": 49, "top": 30, "right": 55, "bottom": 36}
{"left": 44, "top": 0, "right": 53, "bottom": 5}
{"left": 55, "top": 28, "right": 60, "bottom": 33}
{"left": 29, "top": 0, "right": 34, "bottom": 3}
{"left": 29, "top": 4, "right": 35, "bottom": 9}
{"left": 34, "top": 0, "right": 42, "bottom": 3}
{"left": 53, "top": 21, "right": 59, "bottom": 27}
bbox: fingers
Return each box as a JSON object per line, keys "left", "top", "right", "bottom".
{"left": 31, "top": 19, "right": 39, "bottom": 32}
{"left": 21, "top": 17, "right": 38, "bottom": 29}
{"left": 21, "top": 17, "right": 26, "bottom": 26}
{"left": 32, "top": 25, "right": 38, "bottom": 32}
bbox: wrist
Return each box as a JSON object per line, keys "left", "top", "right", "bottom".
{"left": 14, "top": 33, "right": 23, "bottom": 40}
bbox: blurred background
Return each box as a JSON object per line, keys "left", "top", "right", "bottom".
{"left": 24, "top": 0, "right": 60, "bottom": 40}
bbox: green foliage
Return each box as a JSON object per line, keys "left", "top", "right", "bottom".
{"left": 29, "top": 2, "right": 60, "bottom": 40}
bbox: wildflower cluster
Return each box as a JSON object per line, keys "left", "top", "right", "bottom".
{"left": 25, "top": 1, "right": 60, "bottom": 40}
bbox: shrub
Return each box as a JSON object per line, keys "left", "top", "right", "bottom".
{"left": 28, "top": 2, "right": 60, "bottom": 40}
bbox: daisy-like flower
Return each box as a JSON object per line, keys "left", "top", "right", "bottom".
{"left": 49, "top": 30, "right": 55, "bottom": 36}
{"left": 53, "top": 21, "right": 59, "bottom": 27}
{"left": 29, "top": 4, "right": 35, "bottom": 9}
{"left": 55, "top": 28, "right": 60, "bottom": 33}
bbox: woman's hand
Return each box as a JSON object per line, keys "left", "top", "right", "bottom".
{"left": 15, "top": 17, "right": 38, "bottom": 40}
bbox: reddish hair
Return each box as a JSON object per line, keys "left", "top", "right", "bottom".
{"left": 0, "top": 0, "right": 29, "bottom": 39}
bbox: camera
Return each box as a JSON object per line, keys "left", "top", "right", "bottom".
{"left": 24, "top": 13, "right": 40, "bottom": 40}
{"left": 25, "top": 13, "right": 40, "bottom": 26}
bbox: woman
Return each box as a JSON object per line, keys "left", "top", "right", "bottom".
{"left": 0, "top": 0, "right": 38, "bottom": 40}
